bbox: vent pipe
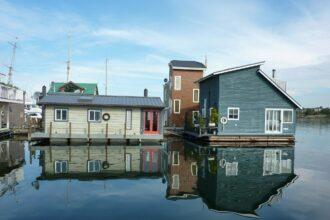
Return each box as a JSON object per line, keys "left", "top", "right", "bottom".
{"left": 272, "top": 69, "right": 276, "bottom": 78}
{"left": 144, "top": 88, "right": 148, "bottom": 97}
{"left": 42, "top": 85, "right": 47, "bottom": 97}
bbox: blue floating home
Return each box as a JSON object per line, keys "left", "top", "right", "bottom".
{"left": 196, "top": 61, "right": 302, "bottom": 141}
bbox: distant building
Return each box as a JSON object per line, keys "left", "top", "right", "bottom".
{"left": 197, "top": 61, "right": 302, "bottom": 136}
{"left": 48, "top": 81, "right": 99, "bottom": 95}
{"left": 164, "top": 60, "right": 206, "bottom": 128}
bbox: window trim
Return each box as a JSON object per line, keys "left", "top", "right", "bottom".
{"left": 174, "top": 76, "right": 181, "bottom": 91}
{"left": 172, "top": 151, "right": 180, "bottom": 165}
{"left": 87, "top": 160, "right": 101, "bottom": 173}
{"left": 125, "top": 109, "right": 133, "bottom": 130}
{"left": 172, "top": 174, "right": 180, "bottom": 189}
{"left": 193, "top": 89, "right": 200, "bottom": 103}
{"left": 282, "top": 109, "right": 294, "bottom": 123}
{"left": 54, "top": 160, "right": 68, "bottom": 174}
{"left": 54, "top": 108, "right": 68, "bottom": 122}
{"left": 173, "top": 99, "right": 181, "bottom": 114}
{"left": 88, "top": 109, "right": 102, "bottom": 123}
{"left": 191, "top": 162, "right": 198, "bottom": 176}
{"left": 228, "top": 107, "right": 240, "bottom": 121}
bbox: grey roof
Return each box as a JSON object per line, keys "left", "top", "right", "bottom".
{"left": 38, "top": 94, "right": 164, "bottom": 109}
{"left": 169, "top": 60, "right": 206, "bottom": 69}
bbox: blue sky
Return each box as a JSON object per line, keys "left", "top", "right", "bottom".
{"left": 0, "top": 0, "right": 329, "bottom": 107}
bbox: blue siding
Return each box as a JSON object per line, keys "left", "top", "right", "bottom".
{"left": 200, "top": 66, "right": 297, "bottom": 135}
{"left": 199, "top": 77, "right": 219, "bottom": 121}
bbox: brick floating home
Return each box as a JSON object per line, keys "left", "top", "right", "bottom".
{"left": 30, "top": 87, "right": 165, "bottom": 143}
{"left": 163, "top": 60, "right": 206, "bottom": 129}
{"left": 188, "top": 61, "right": 302, "bottom": 142}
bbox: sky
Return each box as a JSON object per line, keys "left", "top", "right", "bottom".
{"left": 0, "top": 0, "right": 329, "bottom": 107}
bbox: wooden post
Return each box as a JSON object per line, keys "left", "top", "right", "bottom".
{"left": 49, "top": 122, "right": 52, "bottom": 139}
{"left": 88, "top": 122, "right": 90, "bottom": 142}
{"left": 105, "top": 123, "right": 108, "bottom": 139}
{"left": 69, "top": 122, "right": 72, "bottom": 139}
{"left": 69, "top": 146, "right": 72, "bottom": 162}
{"left": 124, "top": 122, "right": 127, "bottom": 139}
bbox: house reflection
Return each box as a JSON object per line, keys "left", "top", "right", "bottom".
{"left": 0, "top": 141, "right": 25, "bottom": 197}
{"left": 35, "top": 144, "right": 166, "bottom": 180}
{"left": 165, "top": 141, "right": 297, "bottom": 217}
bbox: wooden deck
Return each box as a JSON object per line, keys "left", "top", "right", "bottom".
{"left": 183, "top": 131, "right": 295, "bottom": 143}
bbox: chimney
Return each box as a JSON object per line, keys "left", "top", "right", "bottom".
{"left": 144, "top": 88, "right": 148, "bottom": 97}
{"left": 42, "top": 85, "right": 46, "bottom": 97}
{"left": 272, "top": 69, "right": 276, "bottom": 78}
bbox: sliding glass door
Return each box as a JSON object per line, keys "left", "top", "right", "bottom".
{"left": 265, "top": 109, "right": 282, "bottom": 133}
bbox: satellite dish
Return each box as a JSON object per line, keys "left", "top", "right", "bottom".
{"left": 164, "top": 78, "right": 168, "bottom": 83}
{"left": 220, "top": 117, "right": 228, "bottom": 125}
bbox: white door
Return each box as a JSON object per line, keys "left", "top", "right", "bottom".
{"left": 265, "top": 109, "right": 282, "bottom": 133}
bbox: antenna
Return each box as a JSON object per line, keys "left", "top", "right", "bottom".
{"left": 66, "top": 33, "right": 71, "bottom": 82}
{"left": 8, "top": 37, "right": 18, "bottom": 85}
{"left": 105, "top": 58, "right": 108, "bottom": 95}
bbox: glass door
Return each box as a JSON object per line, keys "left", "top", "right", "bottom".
{"left": 144, "top": 110, "right": 160, "bottom": 134}
{"left": 265, "top": 109, "right": 282, "bottom": 133}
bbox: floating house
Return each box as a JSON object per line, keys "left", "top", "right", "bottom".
{"left": 195, "top": 61, "right": 302, "bottom": 141}
{"left": 31, "top": 89, "right": 165, "bottom": 143}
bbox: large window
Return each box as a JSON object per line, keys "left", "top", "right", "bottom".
{"left": 172, "top": 151, "right": 180, "bottom": 165}
{"left": 55, "top": 108, "right": 68, "bottom": 121}
{"left": 173, "top": 99, "right": 181, "bottom": 114}
{"left": 88, "top": 160, "right": 101, "bottom": 173}
{"left": 126, "top": 109, "right": 132, "bottom": 129}
{"left": 55, "top": 160, "right": 68, "bottom": 173}
{"left": 174, "top": 76, "right": 181, "bottom": 90}
{"left": 228, "top": 107, "right": 239, "bottom": 120}
{"left": 193, "top": 89, "right": 199, "bottom": 103}
{"left": 283, "top": 109, "right": 293, "bottom": 123}
{"left": 88, "top": 109, "right": 101, "bottom": 122}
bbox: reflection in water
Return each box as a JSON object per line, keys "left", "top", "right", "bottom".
{"left": 0, "top": 141, "right": 25, "bottom": 197}
{"left": 165, "top": 141, "right": 297, "bottom": 218}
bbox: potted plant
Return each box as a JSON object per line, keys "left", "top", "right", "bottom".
{"left": 209, "top": 108, "right": 219, "bottom": 134}
{"left": 197, "top": 115, "right": 206, "bottom": 135}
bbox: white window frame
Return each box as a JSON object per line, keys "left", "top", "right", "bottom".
{"left": 54, "top": 108, "right": 68, "bottom": 121}
{"left": 191, "top": 162, "right": 198, "bottom": 176}
{"left": 87, "top": 160, "right": 101, "bottom": 173}
{"left": 173, "top": 99, "right": 181, "bottom": 114}
{"left": 174, "top": 76, "right": 181, "bottom": 91}
{"left": 282, "top": 109, "right": 294, "bottom": 123}
{"left": 172, "top": 174, "right": 180, "bottom": 189}
{"left": 54, "top": 160, "right": 68, "bottom": 173}
{"left": 193, "top": 89, "right": 199, "bottom": 103}
{"left": 225, "top": 162, "right": 238, "bottom": 176}
{"left": 265, "top": 108, "right": 294, "bottom": 134}
{"left": 228, "top": 107, "right": 240, "bottom": 120}
{"left": 172, "top": 151, "right": 180, "bottom": 165}
{"left": 126, "top": 109, "right": 132, "bottom": 129}
{"left": 88, "top": 109, "right": 101, "bottom": 122}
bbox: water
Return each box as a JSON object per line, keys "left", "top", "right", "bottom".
{"left": 0, "top": 121, "right": 329, "bottom": 220}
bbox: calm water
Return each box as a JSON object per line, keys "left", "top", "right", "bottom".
{"left": 0, "top": 121, "right": 330, "bottom": 220}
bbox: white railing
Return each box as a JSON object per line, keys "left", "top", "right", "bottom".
{"left": 0, "top": 84, "right": 24, "bottom": 102}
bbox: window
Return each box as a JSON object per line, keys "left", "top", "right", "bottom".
{"left": 192, "top": 111, "right": 199, "bottom": 125}
{"left": 173, "top": 99, "right": 181, "bottom": 114}
{"left": 263, "top": 150, "right": 281, "bottom": 175}
{"left": 174, "top": 76, "right": 181, "bottom": 90}
{"left": 283, "top": 110, "right": 293, "bottom": 123}
{"left": 126, "top": 109, "right": 132, "bottom": 129}
{"left": 172, "top": 175, "right": 179, "bottom": 189}
{"left": 88, "top": 109, "right": 101, "bottom": 122}
{"left": 191, "top": 162, "right": 198, "bottom": 176}
{"left": 172, "top": 151, "right": 179, "bottom": 165}
{"left": 125, "top": 153, "right": 131, "bottom": 172}
{"left": 55, "top": 108, "right": 68, "bottom": 121}
{"left": 193, "top": 89, "right": 199, "bottom": 103}
{"left": 88, "top": 160, "right": 101, "bottom": 173}
{"left": 225, "top": 162, "right": 238, "bottom": 176}
{"left": 228, "top": 107, "right": 239, "bottom": 120}
{"left": 55, "top": 160, "right": 68, "bottom": 173}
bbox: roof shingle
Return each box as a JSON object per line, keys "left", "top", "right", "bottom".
{"left": 169, "top": 60, "right": 206, "bottom": 69}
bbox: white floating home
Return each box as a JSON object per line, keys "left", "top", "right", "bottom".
{"left": 31, "top": 90, "right": 165, "bottom": 143}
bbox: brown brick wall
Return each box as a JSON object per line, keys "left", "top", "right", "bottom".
{"left": 169, "top": 68, "right": 203, "bottom": 127}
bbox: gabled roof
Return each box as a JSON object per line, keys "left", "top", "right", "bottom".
{"left": 38, "top": 94, "right": 164, "bottom": 109}
{"left": 48, "top": 81, "right": 98, "bottom": 95}
{"left": 197, "top": 61, "right": 302, "bottom": 109}
{"left": 169, "top": 60, "right": 206, "bottom": 70}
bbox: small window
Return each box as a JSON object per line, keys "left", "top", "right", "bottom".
{"left": 174, "top": 76, "right": 181, "bottom": 90}
{"left": 283, "top": 110, "right": 293, "bottom": 123}
{"left": 173, "top": 99, "right": 181, "bottom": 114}
{"left": 126, "top": 109, "right": 132, "bottom": 129}
{"left": 226, "top": 162, "right": 238, "bottom": 176}
{"left": 55, "top": 108, "right": 68, "bottom": 121}
{"left": 55, "top": 160, "right": 68, "bottom": 173}
{"left": 192, "top": 111, "right": 199, "bottom": 125}
{"left": 172, "top": 151, "right": 180, "bottom": 165}
{"left": 88, "top": 110, "right": 101, "bottom": 122}
{"left": 193, "top": 89, "right": 199, "bottom": 103}
{"left": 172, "top": 175, "right": 180, "bottom": 189}
{"left": 88, "top": 160, "right": 101, "bottom": 173}
{"left": 228, "top": 107, "right": 239, "bottom": 120}
{"left": 191, "top": 162, "right": 198, "bottom": 176}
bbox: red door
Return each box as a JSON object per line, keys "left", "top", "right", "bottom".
{"left": 144, "top": 110, "right": 160, "bottom": 134}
